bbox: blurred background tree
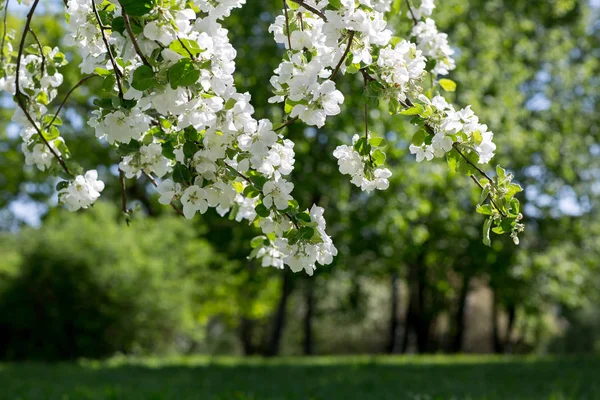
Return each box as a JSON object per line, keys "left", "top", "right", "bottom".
{"left": 0, "top": 0, "right": 598, "bottom": 360}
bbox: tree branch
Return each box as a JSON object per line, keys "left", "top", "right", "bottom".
{"left": 406, "top": 0, "right": 419, "bottom": 25}
{"left": 119, "top": 168, "right": 131, "bottom": 224}
{"left": 28, "top": 28, "right": 45, "bottom": 75}
{"left": 288, "top": 0, "right": 327, "bottom": 21}
{"left": 0, "top": 0, "right": 9, "bottom": 67}
{"left": 44, "top": 74, "right": 99, "bottom": 130}
{"left": 144, "top": 172, "right": 186, "bottom": 218}
{"left": 331, "top": 30, "right": 354, "bottom": 80}
{"left": 120, "top": 9, "right": 151, "bottom": 67}
{"left": 14, "top": 0, "right": 71, "bottom": 177}
{"left": 282, "top": 0, "right": 292, "bottom": 50}
{"left": 91, "top": 0, "right": 124, "bottom": 98}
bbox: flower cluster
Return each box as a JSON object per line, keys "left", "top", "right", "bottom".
{"left": 408, "top": 95, "right": 496, "bottom": 164}
{"left": 333, "top": 134, "right": 391, "bottom": 192}
{"left": 412, "top": 18, "right": 455, "bottom": 76}
{"left": 59, "top": 170, "right": 105, "bottom": 212}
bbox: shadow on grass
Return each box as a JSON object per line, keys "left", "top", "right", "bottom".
{"left": 0, "top": 356, "right": 598, "bottom": 400}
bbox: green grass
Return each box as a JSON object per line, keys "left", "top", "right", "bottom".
{"left": 0, "top": 355, "right": 599, "bottom": 399}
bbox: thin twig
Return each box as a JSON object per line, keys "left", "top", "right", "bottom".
{"left": 28, "top": 28, "right": 45, "bottom": 75}
{"left": 44, "top": 74, "right": 99, "bottom": 129}
{"left": 452, "top": 143, "right": 494, "bottom": 183}
{"left": 406, "top": 0, "right": 419, "bottom": 25}
{"left": 0, "top": 0, "right": 10, "bottom": 67}
{"left": 14, "top": 0, "right": 71, "bottom": 177}
{"left": 274, "top": 116, "right": 298, "bottom": 132}
{"left": 177, "top": 36, "right": 195, "bottom": 59}
{"left": 144, "top": 172, "right": 186, "bottom": 218}
{"left": 227, "top": 165, "right": 300, "bottom": 229}
{"left": 119, "top": 169, "right": 131, "bottom": 224}
{"left": 91, "top": 0, "right": 124, "bottom": 99}
{"left": 330, "top": 30, "right": 354, "bottom": 80}
{"left": 120, "top": 9, "right": 151, "bottom": 67}
{"left": 362, "top": 72, "right": 372, "bottom": 163}
{"left": 289, "top": 0, "right": 327, "bottom": 21}
{"left": 282, "top": 0, "right": 292, "bottom": 50}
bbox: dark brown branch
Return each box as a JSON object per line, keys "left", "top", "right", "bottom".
{"left": 282, "top": 0, "right": 292, "bottom": 50}
{"left": 289, "top": 0, "right": 327, "bottom": 21}
{"left": 144, "top": 172, "right": 186, "bottom": 218}
{"left": 15, "top": 0, "right": 71, "bottom": 177}
{"left": 28, "top": 28, "right": 45, "bottom": 75}
{"left": 274, "top": 116, "right": 298, "bottom": 132}
{"left": 330, "top": 30, "right": 354, "bottom": 80}
{"left": 120, "top": 10, "right": 151, "bottom": 67}
{"left": 406, "top": 0, "right": 419, "bottom": 25}
{"left": 91, "top": 0, "right": 124, "bottom": 98}
{"left": 44, "top": 74, "right": 99, "bottom": 129}
{"left": 176, "top": 36, "right": 195, "bottom": 59}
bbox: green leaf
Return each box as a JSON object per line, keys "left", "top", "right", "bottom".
{"left": 354, "top": 137, "right": 371, "bottom": 157}
{"left": 255, "top": 203, "right": 270, "bottom": 218}
{"left": 368, "top": 137, "right": 387, "bottom": 147}
{"left": 372, "top": 149, "right": 386, "bottom": 166}
{"left": 411, "top": 129, "right": 428, "bottom": 146}
{"left": 131, "top": 65, "right": 157, "bottom": 91}
{"left": 183, "top": 141, "right": 197, "bottom": 158}
{"left": 250, "top": 236, "right": 267, "bottom": 249}
{"left": 400, "top": 104, "right": 424, "bottom": 115}
{"left": 169, "top": 38, "right": 204, "bottom": 58}
{"left": 168, "top": 59, "right": 200, "bottom": 89}
{"left": 119, "top": 0, "right": 156, "bottom": 17}
{"left": 42, "top": 126, "right": 60, "bottom": 141}
{"left": 172, "top": 163, "right": 191, "bottom": 184}
{"left": 439, "top": 78, "right": 457, "bottom": 92}
{"left": 483, "top": 217, "right": 492, "bottom": 247}
{"left": 476, "top": 204, "right": 493, "bottom": 216}
{"left": 298, "top": 226, "right": 315, "bottom": 240}
{"left": 479, "top": 185, "right": 490, "bottom": 205}
{"left": 111, "top": 16, "right": 125, "bottom": 34}
{"left": 55, "top": 181, "right": 69, "bottom": 191}
{"left": 243, "top": 186, "right": 260, "bottom": 198}
{"left": 116, "top": 139, "right": 141, "bottom": 156}
{"left": 232, "top": 181, "right": 244, "bottom": 193}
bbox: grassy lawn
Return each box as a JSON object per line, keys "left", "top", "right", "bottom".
{"left": 0, "top": 355, "right": 598, "bottom": 400}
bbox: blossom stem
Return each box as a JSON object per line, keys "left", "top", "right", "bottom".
{"left": 144, "top": 172, "right": 186, "bottom": 218}
{"left": 119, "top": 169, "right": 131, "bottom": 224}
{"left": 282, "top": 0, "right": 292, "bottom": 50}
{"left": 406, "top": 0, "right": 419, "bottom": 25}
{"left": 14, "top": 0, "right": 72, "bottom": 177}
{"left": 120, "top": 8, "right": 152, "bottom": 67}
{"left": 28, "top": 28, "right": 45, "bottom": 76}
{"left": 274, "top": 116, "right": 299, "bottom": 132}
{"left": 288, "top": 0, "right": 328, "bottom": 22}
{"left": 0, "top": 0, "right": 9, "bottom": 67}
{"left": 331, "top": 30, "right": 355, "bottom": 80}
{"left": 44, "top": 74, "right": 99, "bottom": 130}
{"left": 91, "top": 0, "right": 124, "bottom": 99}
{"left": 228, "top": 166, "right": 300, "bottom": 229}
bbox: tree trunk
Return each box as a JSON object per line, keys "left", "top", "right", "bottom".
{"left": 239, "top": 317, "right": 256, "bottom": 355}
{"left": 302, "top": 282, "right": 315, "bottom": 355}
{"left": 401, "top": 295, "right": 412, "bottom": 354}
{"left": 504, "top": 303, "right": 517, "bottom": 353}
{"left": 386, "top": 272, "right": 399, "bottom": 353}
{"left": 450, "top": 273, "right": 471, "bottom": 353}
{"left": 492, "top": 287, "right": 503, "bottom": 353}
{"left": 415, "top": 264, "right": 430, "bottom": 353}
{"left": 265, "top": 269, "right": 293, "bottom": 357}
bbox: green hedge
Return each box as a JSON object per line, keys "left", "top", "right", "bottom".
{"left": 0, "top": 204, "right": 216, "bottom": 360}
